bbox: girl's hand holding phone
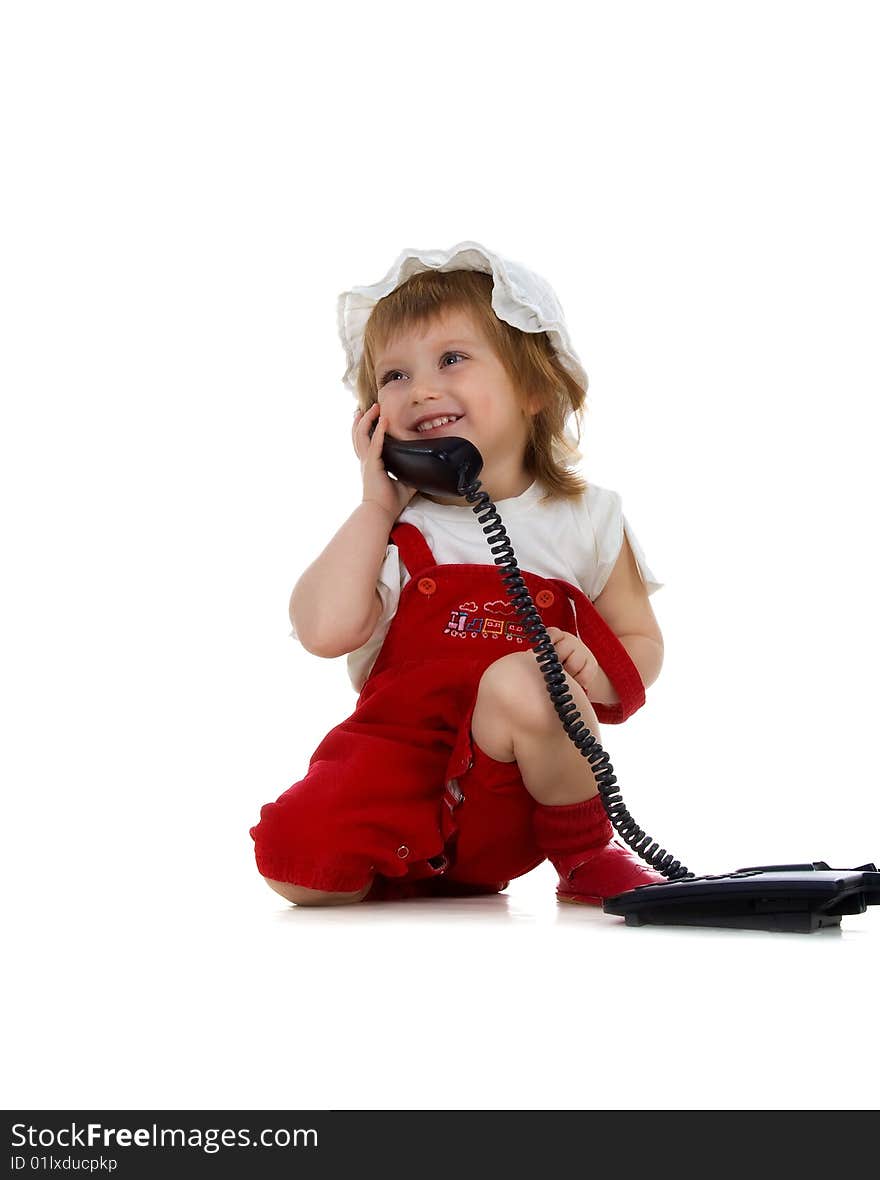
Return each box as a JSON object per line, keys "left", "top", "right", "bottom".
{"left": 352, "top": 403, "right": 419, "bottom": 521}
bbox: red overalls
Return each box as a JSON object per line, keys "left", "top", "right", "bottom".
{"left": 250, "top": 521, "right": 646, "bottom": 893}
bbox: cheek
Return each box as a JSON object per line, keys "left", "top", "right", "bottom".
{"left": 477, "top": 399, "right": 519, "bottom": 433}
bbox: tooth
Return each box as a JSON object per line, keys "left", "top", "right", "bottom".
{"left": 418, "top": 415, "right": 458, "bottom": 431}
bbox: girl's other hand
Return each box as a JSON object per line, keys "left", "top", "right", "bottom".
{"left": 544, "top": 626, "right": 601, "bottom": 695}
{"left": 352, "top": 403, "right": 419, "bottom": 522}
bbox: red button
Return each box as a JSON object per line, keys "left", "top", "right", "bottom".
{"left": 396, "top": 845, "right": 410, "bottom": 859}
{"left": 536, "top": 589, "right": 555, "bottom": 607}
{"left": 417, "top": 577, "right": 437, "bottom": 596}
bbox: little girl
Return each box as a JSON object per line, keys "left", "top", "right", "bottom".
{"left": 250, "top": 240, "right": 668, "bottom": 907}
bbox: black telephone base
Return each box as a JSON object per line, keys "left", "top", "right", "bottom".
{"left": 602, "top": 862, "right": 880, "bottom": 933}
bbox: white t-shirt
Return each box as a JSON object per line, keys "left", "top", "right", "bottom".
{"left": 291, "top": 479, "right": 664, "bottom": 694}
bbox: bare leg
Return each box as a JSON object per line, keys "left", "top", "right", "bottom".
{"left": 511, "top": 676, "right": 602, "bottom": 805}
{"left": 263, "top": 878, "right": 372, "bottom": 906}
{"left": 472, "top": 651, "right": 602, "bottom": 805}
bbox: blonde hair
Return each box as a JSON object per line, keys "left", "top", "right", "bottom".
{"left": 354, "top": 269, "right": 589, "bottom": 501}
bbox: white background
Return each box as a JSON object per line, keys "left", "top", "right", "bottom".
{"left": 2, "top": 0, "right": 879, "bottom": 1112}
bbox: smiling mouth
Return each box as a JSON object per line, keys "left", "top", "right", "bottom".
{"left": 414, "top": 415, "right": 465, "bottom": 435}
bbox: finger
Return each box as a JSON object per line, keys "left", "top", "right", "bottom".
{"left": 569, "top": 650, "right": 590, "bottom": 678}
{"left": 352, "top": 408, "right": 365, "bottom": 451}
{"left": 551, "top": 637, "right": 573, "bottom": 662}
{"left": 355, "top": 405, "right": 380, "bottom": 453}
{"left": 364, "top": 404, "right": 382, "bottom": 441}
{"left": 354, "top": 402, "right": 375, "bottom": 428}
{"left": 549, "top": 628, "right": 575, "bottom": 644}
{"left": 369, "top": 414, "right": 387, "bottom": 455}
{"left": 564, "top": 650, "right": 583, "bottom": 674}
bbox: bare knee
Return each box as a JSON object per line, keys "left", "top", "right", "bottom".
{"left": 476, "top": 651, "right": 601, "bottom": 742}
{"left": 472, "top": 652, "right": 547, "bottom": 761}
{"left": 478, "top": 652, "right": 556, "bottom": 727}
{"left": 263, "top": 877, "right": 372, "bottom": 906}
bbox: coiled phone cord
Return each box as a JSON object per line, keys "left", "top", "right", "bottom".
{"left": 459, "top": 472, "right": 693, "bottom": 882}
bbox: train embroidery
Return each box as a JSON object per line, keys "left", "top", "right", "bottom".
{"left": 444, "top": 600, "right": 527, "bottom": 643}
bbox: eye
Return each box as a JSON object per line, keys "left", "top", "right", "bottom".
{"left": 378, "top": 352, "right": 466, "bottom": 386}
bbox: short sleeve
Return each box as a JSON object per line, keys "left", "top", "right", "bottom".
{"left": 584, "top": 487, "right": 664, "bottom": 602}
{"left": 345, "top": 543, "right": 404, "bottom": 691}
{"left": 369, "top": 543, "right": 404, "bottom": 635}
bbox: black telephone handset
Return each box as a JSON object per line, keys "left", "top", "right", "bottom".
{"left": 379, "top": 429, "right": 484, "bottom": 499}
{"left": 365, "top": 418, "right": 879, "bottom": 931}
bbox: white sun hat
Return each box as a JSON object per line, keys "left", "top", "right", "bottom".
{"left": 336, "top": 239, "right": 589, "bottom": 395}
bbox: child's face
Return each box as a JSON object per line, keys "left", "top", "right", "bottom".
{"left": 373, "top": 308, "right": 535, "bottom": 475}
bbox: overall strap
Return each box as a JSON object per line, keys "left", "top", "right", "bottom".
{"left": 390, "top": 522, "right": 437, "bottom": 578}
{"left": 547, "top": 578, "right": 647, "bottom": 725}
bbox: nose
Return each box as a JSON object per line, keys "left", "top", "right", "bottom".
{"left": 410, "top": 378, "right": 443, "bottom": 404}
{"left": 409, "top": 393, "right": 442, "bottom": 418}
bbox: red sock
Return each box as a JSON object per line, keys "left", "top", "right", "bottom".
{"left": 533, "top": 793, "right": 666, "bottom": 904}
{"left": 533, "top": 793, "right": 613, "bottom": 859}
